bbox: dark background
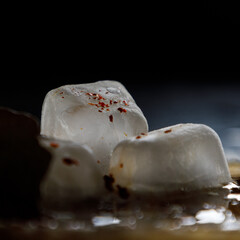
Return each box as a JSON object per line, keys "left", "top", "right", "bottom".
{"left": 1, "top": 2, "right": 240, "bottom": 150}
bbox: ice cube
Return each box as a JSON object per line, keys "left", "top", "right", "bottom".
{"left": 39, "top": 137, "right": 104, "bottom": 203}
{"left": 109, "top": 124, "right": 231, "bottom": 193}
{"left": 41, "top": 80, "right": 148, "bottom": 174}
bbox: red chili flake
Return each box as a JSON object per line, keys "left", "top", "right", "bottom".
{"left": 109, "top": 115, "right": 113, "bottom": 122}
{"left": 113, "top": 101, "right": 118, "bottom": 104}
{"left": 61, "top": 96, "right": 64, "bottom": 98}
{"left": 86, "top": 92, "right": 94, "bottom": 96}
{"left": 62, "top": 158, "right": 79, "bottom": 166}
{"left": 50, "top": 142, "right": 59, "bottom": 148}
{"left": 164, "top": 129, "right": 172, "bottom": 133}
{"left": 110, "top": 100, "right": 113, "bottom": 105}
{"left": 136, "top": 136, "right": 141, "bottom": 139}
{"left": 106, "top": 104, "right": 109, "bottom": 108}
{"left": 118, "top": 107, "right": 127, "bottom": 113}
{"left": 106, "top": 109, "right": 110, "bottom": 111}
{"left": 97, "top": 160, "right": 101, "bottom": 164}
{"left": 101, "top": 107, "right": 104, "bottom": 110}
{"left": 98, "top": 110, "right": 102, "bottom": 112}
{"left": 120, "top": 163, "right": 123, "bottom": 168}
{"left": 123, "top": 100, "right": 129, "bottom": 106}
{"left": 99, "top": 101, "right": 105, "bottom": 107}
{"left": 141, "top": 133, "right": 147, "bottom": 135}
{"left": 98, "top": 94, "right": 103, "bottom": 100}
{"left": 88, "top": 103, "right": 96, "bottom": 106}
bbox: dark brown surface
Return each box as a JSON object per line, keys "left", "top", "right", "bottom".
{"left": 0, "top": 108, "right": 51, "bottom": 219}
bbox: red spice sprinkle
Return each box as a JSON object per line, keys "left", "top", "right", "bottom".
{"left": 136, "top": 136, "right": 141, "bottom": 139}
{"left": 97, "top": 160, "right": 101, "bottom": 164}
{"left": 106, "top": 104, "right": 109, "bottom": 108}
{"left": 123, "top": 100, "right": 129, "bottom": 106}
{"left": 50, "top": 142, "right": 59, "bottom": 148}
{"left": 98, "top": 94, "right": 103, "bottom": 100}
{"left": 62, "top": 158, "right": 79, "bottom": 166}
{"left": 109, "top": 115, "right": 113, "bottom": 122}
{"left": 141, "top": 133, "right": 147, "bottom": 135}
{"left": 164, "top": 129, "right": 172, "bottom": 134}
{"left": 86, "top": 92, "right": 105, "bottom": 101}
{"left": 61, "top": 96, "right": 64, "bottom": 98}
{"left": 98, "top": 110, "right": 102, "bottom": 112}
{"left": 118, "top": 107, "right": 127, "bottom": 113}
{"left": 110, "top": 100, "right": 113, "bottom": 105}
{"left": 88, "top": 103, "right": 96, "bottom": 106}
{"left": 120, "top": 163, "right": 123, "bottom": 168}
{"left": 99, "top": 101, "right": 105, "bottom": 107}
{"left": 106, "top": 109, "right": 110, "bottom": 111}
{"left": 113, "top": 101, "right": 118, "bottom": 104}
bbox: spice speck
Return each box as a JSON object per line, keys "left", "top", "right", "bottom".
{"left": 109, "top": 115, "right": 113, "bottom": 122}
{"left": 62, "top": 158, "right": 79, "bottom": 166}
{"left": 118, "top": 107, "right": 127, "bottom": 113}
{"left": 50, "top": 142, "right": 59, "bottom": 148}
{"left": 164, "top": 129, "right": 172, "bottom": 134}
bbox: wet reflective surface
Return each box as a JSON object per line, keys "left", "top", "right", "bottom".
{"left": 1, "top": 163, "right": 240, "bottom": 239}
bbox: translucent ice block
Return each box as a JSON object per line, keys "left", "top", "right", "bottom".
{"left": 109, "top": 124, "right": 232, "bottom": 193}
{"left": 41, "top": 81, "right": 148, "bottom": 174}
{"left": 39, "top": 137, "right": 104, "bottom": 202}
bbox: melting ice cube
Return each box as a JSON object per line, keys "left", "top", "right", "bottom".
{"left": 109, "top": 124, "right": 231, "bottom": 193}
{"left": 41, "top": 81, "right": 148, "bottom": 174}
{"left": 39, "top": 137, "right": 104, "bottom": 203}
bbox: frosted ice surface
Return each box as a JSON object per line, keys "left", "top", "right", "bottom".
{"left": 109, "top": 124, "right": 231, "bottom": 193}
{"left": 41, "top": 81, "right": 148, "bottom": 175}
{"left": 39, "top": 137, "right": 104, "bottom": 202}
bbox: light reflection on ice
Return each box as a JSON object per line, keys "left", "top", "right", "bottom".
{"left": 92, "top": 216, "right": 121, "bottom": 227}
{"left": 195, "top": 209, "right": 225, "bottom": 224}
{"left": 47, "top": 220, "right": 58, "bottom": 230}
{"left": 223, "top": 182, "right": 239, "bottom": 190}
{"left": 227, "top": 194, "right": 240, "bottom": 201}
{"left": 221, "top": 210, "right": 240, "bottom": 231}
{"left": 67, "top": 221, "right": 85, "bottom": 231}
{"left": 181, "top": 216, "right": 196, "bottom": 226}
